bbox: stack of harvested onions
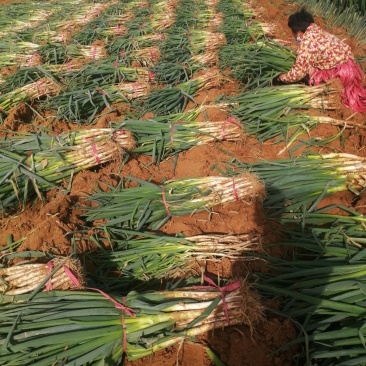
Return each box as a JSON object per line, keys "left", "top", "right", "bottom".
{"left": 0, "top": 77, "right": 60, "bottom": 113}
{"left": 227, "top": 152, "right": 366, "bottom": 217}
{"left": 0, "top": 128, "right": 135, "bottom": 211}
{"left": 116, "top": 112, "right": 243, "bottom": 163}
{"left": 143, "top": 68, "right": 221, "bottom": 114}
{"left": 0, "top": 258, "right": 85, "bottom": 295}
{"left": 0, "top": 280, "right": 263, "bottom": 365}
{"left": 83, "top": 172, "right": 265, "bottom": 229}
{"left": 81, "top": 227, "right": 261, "bottom": 290}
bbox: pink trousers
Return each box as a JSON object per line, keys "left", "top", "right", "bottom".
{"left": 309, "top": 59, "right": 366, "bottom": 113}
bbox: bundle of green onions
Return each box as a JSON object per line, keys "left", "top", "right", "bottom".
{"left": 0, "top": 9, "right": 54, "bottom": 36}
{"left": 216, "top": 3, "right": 253, "bottom": 44}
{"left": 151, "top": 61, "right": 192, "bottom": 85}
{"left": 151, "top": 53, "right": 219, "bottom": 86}
{"left": 150, "top": 14, "right": 176, "bottom": 30}
{"left": 46, "top": 81, "right": 150, "bottom": 122}
{"left": 117, "top": 46, "right": 161, "bottom": 67}
{"left": 0, "top": 40, "right": 40, "bottom": 54}
{"left": 122, "top": 19, "right": 154, "bottom": 39}
{"left": 67, "top": 62, "right": 156, "bottom": 87}
{"left": 108, "top": 33, "right": 166, "bottom": 55}
{"left": 151, "top": 0, "right": 179, "bottom": 14}
{"left": 68, "top": 4, "right": 136, "bottom": 44}
{"left": 168, "top": 0, "right": 198, "bottom": 29}
{"left": 93, "top": 24, "right": 128, "bottom": 40}
{"left": 38, "top": 43, "right": 107, "bottom": 64}
{"left": 225, "top": 153, "right": 366, "bottom": 217}
{"left": 143, "top": 69, "right": 221, "bottom": 115}
{"left": 0, "top": 258, "right": 85, "bottom": 295}
{"left": 0, "top": 66, "right": 55, "bottom": 93}
{"left": 0, "top": 279, "right": 262, "bottom": 364}
{"left": 192, "top": 9, "right": 223, "bottom": 29}
{"left": 125, "top": 0, "right": 149, "bottom": 10}
{"left": 0, "top": 128, "right": 135, "bottom": 211}
{"left": 157, "top": 36, "right": 191, "bottom": 64}
{"left": 0, "top": 77, "right": 60, "bottom": 114}
{"left": 0, "top": 51, "right": 42, "bottom": 67}
{"left": 241, "top": 112, "right": 348, "bottom": 149}
{"left": 227, "top": 83, "right": 337, "bottom": 124}
{"left": 255, "top": 213, "right": 366, "bottom": 365}
{"left": 70, "top": 21, "right": 126, "bottom": 45}
{"left": 115, "top": 112, "right": 243, "bottom": 163}
{"left": 83, "top": 172, "right": 265, "bottom": 229}
{"left": 82, "top": 227, "right": 261, "bottom": 290}
{"left": 0, "top": 127, "right": 134, "bottom": 152}
{"left": 188, "top": 31, "right": 227, "bottom": 54}
{"left": 219, "top": 40, "right": 295, "bottom": 87}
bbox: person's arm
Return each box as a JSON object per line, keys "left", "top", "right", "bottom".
{"left": 278, "top": 47, "right": 311, "bottom": 83}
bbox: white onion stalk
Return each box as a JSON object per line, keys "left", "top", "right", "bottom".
{"left": 113, "top": 81, "right": 150, "bottom": 99}
{"left": 84, "top": 172, "right": 265, "bottom": 229}
{"left": 0, "top": 258, "right": 85, "bottom": 295}
{"left": 79, "top": 45, "right": 107, "bottom": 60}
{"left": 0, "top": 77, "right": 60, "bottom": 113}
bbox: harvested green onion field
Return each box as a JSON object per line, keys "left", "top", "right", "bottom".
{"left": 1, "top": 0, "right": 366, "bottom": 365}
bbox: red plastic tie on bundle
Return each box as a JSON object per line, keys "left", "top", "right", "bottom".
{"left": 61, "top": 262, "right": 136, "bottom": 352}
{"left": 222, "top": 116, "right": 241, "bottom": 140}
{"left": 121, "top": 296, "right": 129, "bottom": 352}
{"left": 28, "top": 51, "right": 39, "bottom": 67}
{"left": 193, "top": 274, "right": 240, "bottom": 325}
{"left": 113, "top": 130, "right": 126, "bottom": 141}
{"left": 82, "top": 136, "right": 101, "bottom": 164}
{"left": 90, "top": 142, "right": 101, "bottom": 164}
{"left": 232, "top": 178, "right": 239, "bottom": 201}
{"left": 148, "top": 71, "right": 155, "bottom": 82}
{"left": 35, "top": 80, "right": 45, "bottom": 96}
{"left": 64, "top": 265, "right": 135, "bottom": 352}
{"left": 161, "top": 187, "right": 171, "bottom": 216}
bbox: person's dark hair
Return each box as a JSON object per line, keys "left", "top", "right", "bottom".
{"left": 288, "top": 8, "right": 314, "bottom": 33}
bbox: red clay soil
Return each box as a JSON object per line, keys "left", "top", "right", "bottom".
{"left": 1, "top": 0, "right": 366, "bottom": 365}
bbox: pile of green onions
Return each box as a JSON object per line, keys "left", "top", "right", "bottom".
{"left": 0, "top": 128, "right": 135, "bottom": 212}
{"left": 83, "top": 172, "right": 265, "bottom": 230}
{"left": 67, "top": 62, "right": 156, "bottom": 87}
{"left": 38, "top": 43, "right": 107, "bottom": 64}
{"left": 117, "top": 46, "right": 161, "bottom": 67}
{"left": 255, "top": 212, "right": 366, "bottom": 365}
{"left": 108, "top": 33, "right": 166, "bottom": 56}
{"left": 81, "top": 227, "right": 261, "bottom": 291}
{"left": 187, "top": 30, "right": 227, "bottom": 54}
{"left": 0, "top": 77, "right": 60, "bottom": 114}
{"left": 45, "top": 81, "right": 150, "bottom": 122}
{"left": 225, "top": 153, "right": 366, "bottom": 217}
{"left": 0, "top": 280, "right": 262, "bottom": 364}
{"left": 227, "top": 83, "right": 337, "bottom": 124}
{"left": 240, "top": 112, "right": 347, "bottom": 149}
{"left": 114, "top": 110, "right": 243, "bottom": 163}
{"left": 0, "top": 258, "right": 85, "bottom": 295}
{"left": 142, "top": 68, "right": 221, "bottom": 115}
{"left": 218, "top": 40, "right": 295, "bottom": 87}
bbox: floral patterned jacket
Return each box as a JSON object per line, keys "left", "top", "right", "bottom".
{"left": 279, "top": 23, "right": 353, "bottom": 83}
